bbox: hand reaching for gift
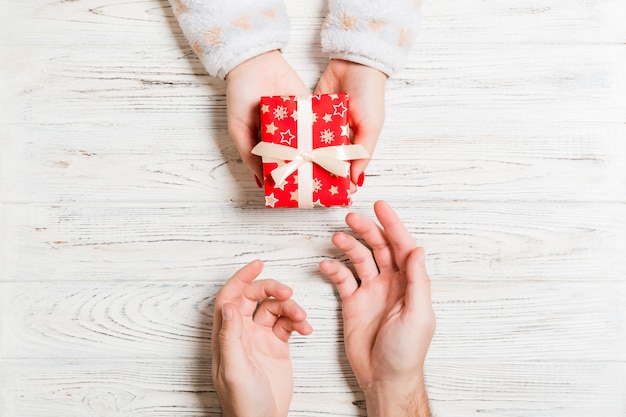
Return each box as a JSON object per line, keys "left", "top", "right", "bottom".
{"left": 320, "top": 200, "right": 436, "bottom": 417}
{"left": 211, "top": 202, "right": 434, "bottom": 416}
{"left": 212, "top": 259, "right": 313, "bottom": 417}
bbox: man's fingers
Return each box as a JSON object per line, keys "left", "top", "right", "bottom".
{"left": 273, "top": 315, "right": 313, "bottom": 343}
{"left": 344, "top": 212, "right": 396, "bottom": 273}
{"left": 373, "top": 200, "right": 416, "bottom": 272}
{"left": 319, "top": 258, "right": 359, "bottom": 300}
{"left": 330, "top": 231, "right": 380, "bottom": 283}
{"left": 216, "top": 259, "right": 264, "bottom": 303}
{"left": 212, "top": 259, "right": 264, "bottom": 363}
{"left": 253, "top": 298, "right": 307, "bottom": 328}
{"left": 241, "top": 279, "right": 293, "bottom": 310}
{"left": 404, "top": 247, "right": 435, "bottom": 323}
{"left": 217, "top": 302, "right": 248, "bottom": 378}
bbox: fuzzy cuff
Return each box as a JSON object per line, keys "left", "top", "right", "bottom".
{"left": 171, "top": 0, "right": 290, "bottom": 79}
{"left": 321, "top": 0, "right": 420, "bottom": 77}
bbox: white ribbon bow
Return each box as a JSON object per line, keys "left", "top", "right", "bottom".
{"left": 251, "top": 141, "right": 370, "bottom": 187}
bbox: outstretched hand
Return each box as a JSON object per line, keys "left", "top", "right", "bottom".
{"left": 320, "top": 200, "right": 435, "bottom": 417}
{"left": 212, "top": 260, "right": 313, "bottom": 417}
{"left": 226, "top": 51, "right": 309, "bottom": 184}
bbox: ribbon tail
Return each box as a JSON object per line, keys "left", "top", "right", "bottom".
{"left": 270, "top": 160, "right": 303, "bottom": 186}
{"left": 314, "top": 156, "right": 351, "bottom": 178}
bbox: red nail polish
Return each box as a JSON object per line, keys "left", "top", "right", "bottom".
{"left": 356, "top": 172, "right": 365, "bottom": 187}
{"left": 254, "top": 175, "right": 263, "bottom": 188}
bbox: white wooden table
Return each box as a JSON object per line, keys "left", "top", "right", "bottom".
{"left": 1, "top": 1, "right": 625, "bottom": 416}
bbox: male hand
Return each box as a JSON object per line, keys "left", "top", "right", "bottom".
{"left": 226, "top": 51, "right": 309, "bottom": 184}
{"left": 315, "top": 59, "right": 387, "bottom": 191}
{"left": 319, "top": 200, "right": 436, "bottom": 417}
{"left": 212, "top": 260, "right": 313, "bottom": 417}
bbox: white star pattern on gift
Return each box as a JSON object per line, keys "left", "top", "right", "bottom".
{"left": 320, "top": 128, "right": 335, "bottom": 144}
{"left": 273, "top": 105, "right": 288, "bottom": 120}
{"left": 313, "top": 177, "right": 323, "bottom": 193}
{"left": 265, "top": 193, "right": 279, "bottom": 207}
{"left": 265, "top": 122, "right": 278, "bottom": 135}
{"left": 275, "top": 178, "right": 289, "bottom": 191}
{"left": 257, "top": 94, "right": 356, "bottom": 208}
{"left": 333, "top": 102, "right": 348, "bottom": 118}
{"left": 280, "top": 129, "right": 295, "bottom": 145}
{"left": 289, "top": 189, "right": 298, "bottom": 202}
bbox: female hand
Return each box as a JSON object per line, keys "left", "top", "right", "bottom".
{"left": 226, "top": 51, "right": 309, "bottom": 184}
{"left": 315, "top": 59, "right": 387, "bottom": 190}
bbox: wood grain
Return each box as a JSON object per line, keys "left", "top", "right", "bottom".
{"left": 1, "top": 0, "right": 625, "bottom": 416}
{"left": 1, "top": 281, "right": 624, "bottom": 361}
{"left": 1, "top": 202, "right": 624, "bottom": 283}
{"left": 1, "top": 123, "right": 624, "bottom": 203}
{"left": 2, "top": 44, "right": 624, "bottom": 125}
{"left": 2, "top": 359, "right": 624, "bottom": 417}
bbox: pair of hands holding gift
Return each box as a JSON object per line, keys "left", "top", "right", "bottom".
{"left": 226, "top": 50, "right": 387, "bottom": 191}
{"left": 212, "top": 201, "right": 436, "bottom": 417}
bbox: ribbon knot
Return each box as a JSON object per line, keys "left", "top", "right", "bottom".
{"left": 300, "top": 152, "right": 315, "bottom": 163}
{"left": 251, "top": 142, "right": 370, "bottom": 187}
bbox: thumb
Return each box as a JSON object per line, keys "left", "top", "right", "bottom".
{"left": 349, "top": 119, "right": 381, "bottom": 189}
{"left": 218, "top": 302, "right": 248, "bottom": 375}
{"left": 229, "top": 122, "right": 264, "bottom": 182}
{"left": 404, "top": 247, "right": 433, "bottom": 315}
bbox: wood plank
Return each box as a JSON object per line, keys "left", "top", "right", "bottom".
{"left": 1, "top": 122, "right": 624, "bottom": 203}
{"left": 1, "top": 359, "right": 624, "bottom": 417}
{"left": 418, "top": 0, "right": 626, "bottom": 43}
{"left": 2, "top": 202, "right": 624, "bottom": 283}
{"left": 423, "top": 360, "right": 626, "bottom": 417}
{"left": 1, "top": 281, "right": 624, "bottom": 361}
{"left": 1, "top": 44, "right": 624, "bottom": 125}
{"left": 2, "top": 0, "right": 625, "bottom": 47}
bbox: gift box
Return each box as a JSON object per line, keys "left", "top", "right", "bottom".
{"left": 252, "top": 93, "right": 369, "bottom": 208}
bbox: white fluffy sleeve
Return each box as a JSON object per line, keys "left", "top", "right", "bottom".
{"left": 170, "top": 0, "right": 290, "bottom": 79}
{"left": 321, "top": 0, "right": 421, "bottom": 77}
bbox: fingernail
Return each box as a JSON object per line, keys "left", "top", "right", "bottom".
{"left": 222, "top": 303, "right": 234, "bottom": 321}
{"left": 356, "top": 172, "right": 365, "bottom": 187}
{"left": 254, "top": 175, "right": 263, "bottom": 188}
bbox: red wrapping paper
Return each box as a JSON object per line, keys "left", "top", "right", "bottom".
{"left": 257, "top": 93, "right": 355, "bottom": 208}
